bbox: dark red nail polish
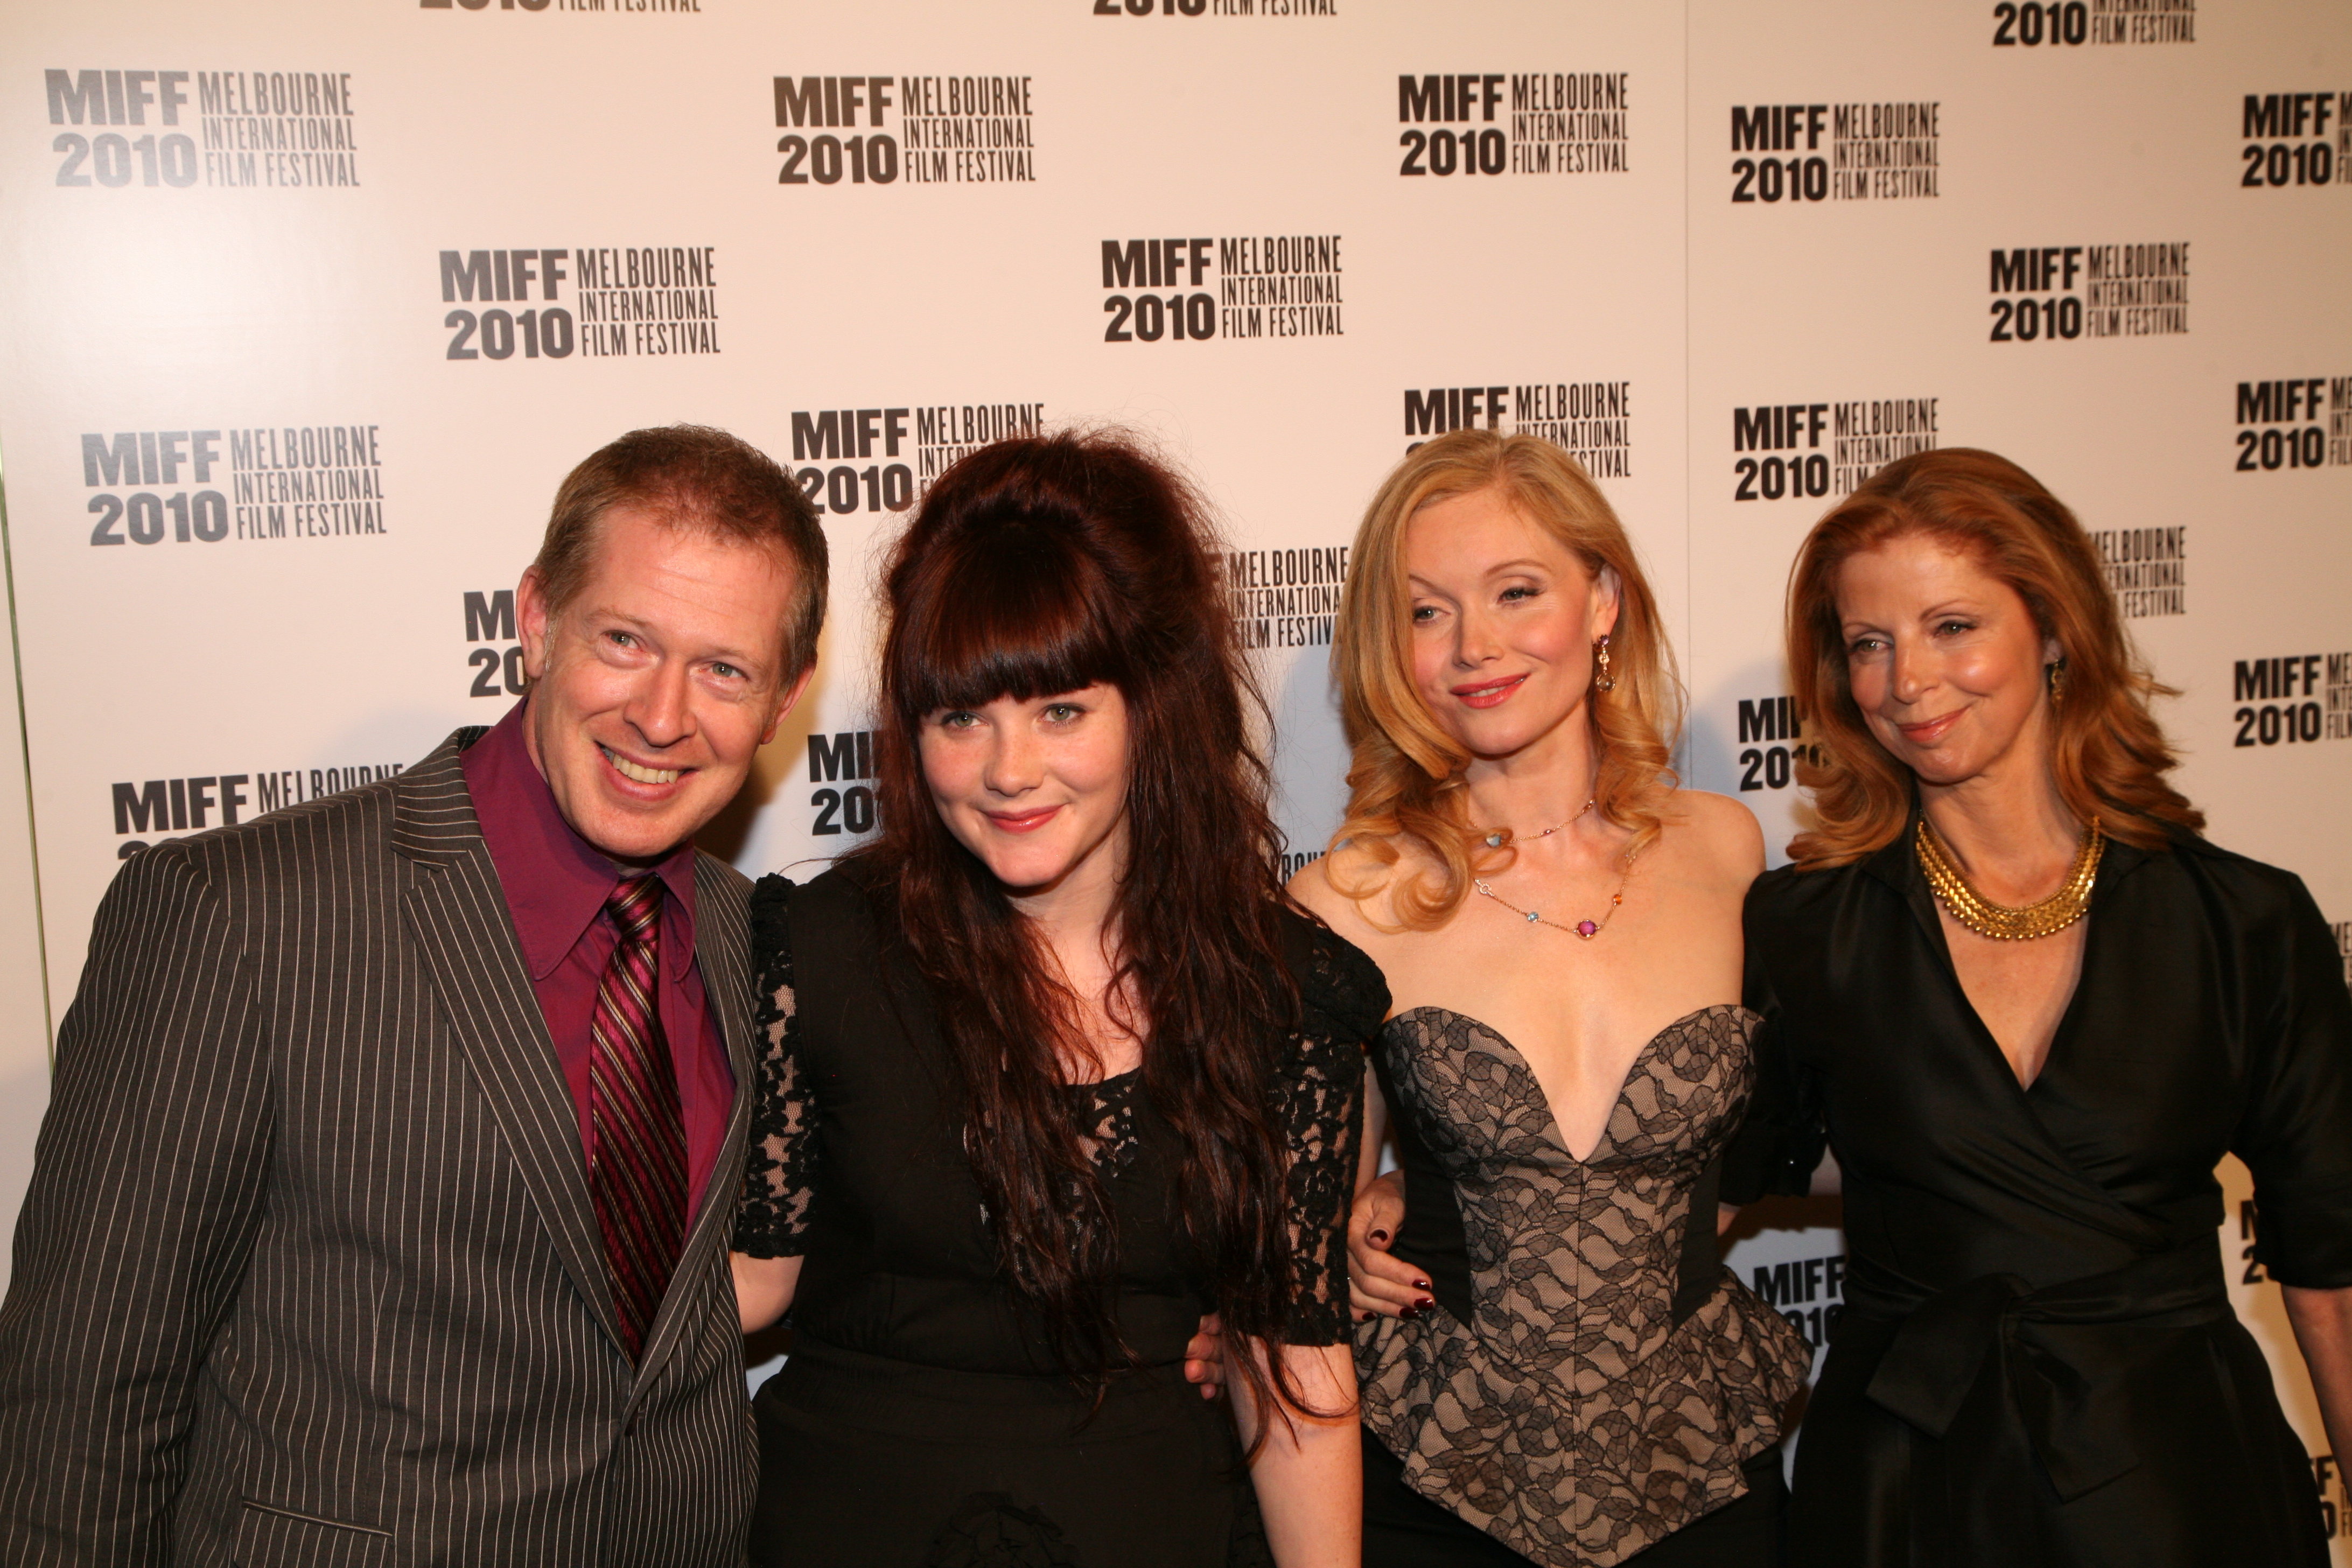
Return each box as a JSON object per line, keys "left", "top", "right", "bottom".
{"left": 1412, "top": 1279, "right": 1431, "bottom": 1291}
{"left": 1369, "top": 1229, "right": 1390, "bottom": 1244}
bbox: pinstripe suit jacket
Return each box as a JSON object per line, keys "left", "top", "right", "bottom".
{"left": 0, "top": 730, "right": 758, "bottom": 1567}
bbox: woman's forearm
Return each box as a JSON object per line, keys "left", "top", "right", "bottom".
{"left": 731, "top": 1251, "right": 803, "bottom": 1334}
{"left": 2284, "top": 1283, "right": 2352, "bottom": 1466}
{"left": 1234, "top": 1339, "right": 1360, "bottom": 1568}
{"left": 1355, "top": 1063, "right": 1389, "bottom": 1195}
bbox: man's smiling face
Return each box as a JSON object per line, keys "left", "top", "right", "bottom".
{"left": 516, "top": 503, "right": 809, "bottom": 866}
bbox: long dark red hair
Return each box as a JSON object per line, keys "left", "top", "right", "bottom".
{"left": 858, "top": 431, "right": 1313, "bottom": 1419}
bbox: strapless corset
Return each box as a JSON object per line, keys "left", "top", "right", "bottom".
{"left": 1356, "top": 1004, "right": 1811, "bottom": 1568}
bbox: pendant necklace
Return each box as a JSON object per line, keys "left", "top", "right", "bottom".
{"left": 1478, "top": 796, "right": 1597, "bottom": 850}
{"left": 1915, "top": 815, "right": 2103, "bottom": 941}
{"left": 1471, "top": 798, "right": 1636, "bottom": 940}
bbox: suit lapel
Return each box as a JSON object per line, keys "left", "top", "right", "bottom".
{"left": 627, "top": 856, "right": 757, "bottom": 1397}
{"left": 393, "top": 736, "right": 627, "bottom": 1356}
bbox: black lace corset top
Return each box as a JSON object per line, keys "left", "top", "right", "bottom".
{"left": 1356, "top": 1004, "right": 1812, "bottom": 1567}
{"left": 1380, "top": 1004, "right": 1755, "bottom": 1332}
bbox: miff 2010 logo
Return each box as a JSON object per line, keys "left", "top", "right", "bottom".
{"left": 81, "top": 426, "right": 385, "bottom": 547}
{"left": 2232, "top": 377, "right": 2350, "bottom": 473}
{"left": 45, "top": 68, "right": 358, "bottom": 189}
{"left": 1397, "top": 73, "right": 1628, "bottom": 178}
{"left": 2241, "top": 92, "right": 2348, "bottom": 190}
{"left": 1986, "top": 243, "right": 2188, "bottom": 341}
{"left": 1726, "top": 101, "right": 1938, "bottom": 204}
{"left": 2230, "top": 652, "right": 2352, "bottom": 747}
{"left": 1096, "top": 236, "right": 1342, "bottom": 342}
{"left": 772, "top": 75, "right": 1035, "bottom": 186}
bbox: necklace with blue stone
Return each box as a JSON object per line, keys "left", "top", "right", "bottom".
{"left": 1470, "top": 801, "right": 1637, "bottom": 941}
{"left": 1477, "top": 796, "right": 1597, "bottom": 850}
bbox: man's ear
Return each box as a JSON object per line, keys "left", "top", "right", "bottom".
{"left": 516, "top": 568, "right": 553, "bottom": 682}
{"left": 759, "top": 662, "right": 820, "bottom": 748}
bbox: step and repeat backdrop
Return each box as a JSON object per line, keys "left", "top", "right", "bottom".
{"left": 2, "top": 0, "right": 2347, "bottom": 1530}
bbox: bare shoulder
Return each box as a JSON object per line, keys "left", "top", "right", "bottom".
{"left": 1659, "top": 789, "right": 1765, "bottom": 880}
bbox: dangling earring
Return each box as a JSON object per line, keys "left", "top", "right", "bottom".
{"left": 2047, "top": 659, "right": 2067, "bottom": 703}
{"left": 1593, "top": 634, "right": 1616, "bottom": 694}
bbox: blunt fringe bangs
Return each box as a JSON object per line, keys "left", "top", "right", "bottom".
{"left": 887, "top": 514, "right": 1133, "bottom": 725}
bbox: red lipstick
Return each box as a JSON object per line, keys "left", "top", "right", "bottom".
{"left": 1451, "top": 674, "right": 1527, "bottom": 710}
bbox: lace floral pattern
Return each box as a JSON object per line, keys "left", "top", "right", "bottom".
{"left": 1283, "top": 925, "right": 1384, "bottom": 1345}
{"left": 731, "top": 877, "right": 1384, "bottom": 1345}
{"left": 1356, "top": 1004, "right": 1812, "bottom": 1568}
{"left": 1070, "top": 1073, "right": 1142, "bottom": 1178}
{"left": 734, "top": 877, "right": 817, "bottom": 1258}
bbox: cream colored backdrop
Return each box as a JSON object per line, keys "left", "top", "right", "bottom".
{"left": 0, "top": 0, "right": 2346, "bottom": 1536}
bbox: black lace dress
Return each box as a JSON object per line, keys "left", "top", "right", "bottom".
{"left": 733, "top": 862, "right": 1387, "bottom": 1568}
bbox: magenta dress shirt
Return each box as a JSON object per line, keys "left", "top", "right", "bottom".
{"left": 460, "top": 699, "right": 736, "bottom": 1217}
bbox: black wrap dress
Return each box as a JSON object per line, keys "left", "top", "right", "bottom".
{"left": 1726, "top": 816, "right": 2352, "bottom": 1566}
{"left": 732, "top": 862, "right": 1386, "bottom": 1567}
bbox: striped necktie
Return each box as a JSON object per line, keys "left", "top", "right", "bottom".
{"left": 589, "top": 873, "right": 688, "bottom": 1360}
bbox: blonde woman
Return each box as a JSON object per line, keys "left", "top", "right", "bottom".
{"left": 1295, "top": 430, "right": 1810, "bottom": 1567}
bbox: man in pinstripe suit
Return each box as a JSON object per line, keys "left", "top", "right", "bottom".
{"left": 0, "top": 426, "right": 826, "bottom": 1567}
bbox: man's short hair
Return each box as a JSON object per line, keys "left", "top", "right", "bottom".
{"left": 532, "top": 424, "right": 829, "bottom": 680}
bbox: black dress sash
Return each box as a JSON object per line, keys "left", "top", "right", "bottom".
{"left": 1852, "top": 1237, "right": 2231, "bottom": 1502}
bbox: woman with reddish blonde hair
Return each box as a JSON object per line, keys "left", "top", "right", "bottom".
{"left": 1304, "top": 429, "right": 1811, "bottom": 1566}
{"left": 1727, "top": 447, "right": 2352, "bottom": 1565}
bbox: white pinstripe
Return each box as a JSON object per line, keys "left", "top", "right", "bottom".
{"left": 0, "top": 730, "right": 759, "bottom": 1567}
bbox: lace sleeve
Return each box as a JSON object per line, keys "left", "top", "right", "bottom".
{"left": 1276, "top": 923, "right": 1388, "bottom": 1345}
{"left": 733, "top": 875, "right": 820, "bottom": 1258}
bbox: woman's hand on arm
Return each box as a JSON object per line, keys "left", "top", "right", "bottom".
{"left": 1348, "top": 1172, "right": 1429, "bottom": 1321}
{"left": 1182, "top": 1314, "right": 1226, "bottom": 1400}
{"left": 1348, "top": 1066, "right": 1432, "bottom": 1321}
{"left": 731, "top": 1251, "right": 802, "bottom": 1334}
{"left": 2283, "top": 1284, "right": 2352, "bottom": 1467}
{"left": 1233, "top": 1339, "right": 1361, "bottom": 1568}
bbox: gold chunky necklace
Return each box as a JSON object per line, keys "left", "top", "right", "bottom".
{"left": 1915, "top": 816, "right": 2103, "bottom": 941}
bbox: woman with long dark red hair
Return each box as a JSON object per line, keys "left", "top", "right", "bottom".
{"left": 1727, "top": 448, "right": 2352, "bottom": 1565}
{"left": 729, "top": 431, "right": 1379, "bottom": 1566}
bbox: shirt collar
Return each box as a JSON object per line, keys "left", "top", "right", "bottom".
{"left": 460, "top": 697, "right": 701, "bottom": 982}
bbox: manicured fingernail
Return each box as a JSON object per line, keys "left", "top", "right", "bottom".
{"left": 1415, "top": 1297, "right": 1434, "bottom": 1311}
{"left": 1369, "top": 1229, "right": 1390, "bottom": 1243}
{"left": 1412, "top": 1279, "right": 1431, "bottom": 1291}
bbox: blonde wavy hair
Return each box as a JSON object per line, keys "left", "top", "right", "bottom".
{"left": 1785, "top": 447, "right": 2202, "bottom": 869}
{"left": 1326, "top": 430, "right": 1682, "bottom": 929}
